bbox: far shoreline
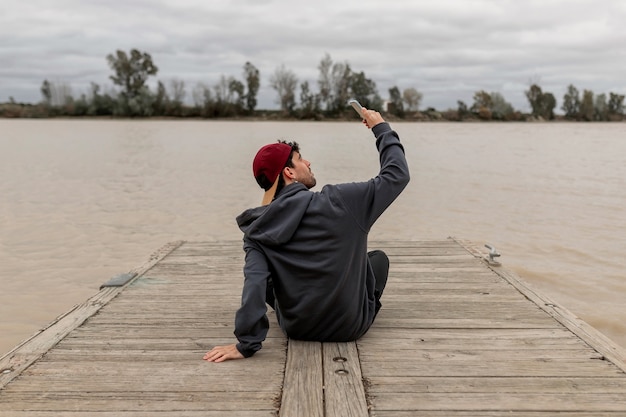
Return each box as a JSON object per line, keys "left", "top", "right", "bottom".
{"left": 1, "top": 109, "right": 624, "bottom": 123}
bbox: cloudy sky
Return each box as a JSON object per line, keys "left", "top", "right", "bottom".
{"left": 1, "top": 0, "right": 625, "bottom": 111}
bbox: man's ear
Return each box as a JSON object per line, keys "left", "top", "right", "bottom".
{"left": 283, "top": 166, "right": 295, "bottom": 180}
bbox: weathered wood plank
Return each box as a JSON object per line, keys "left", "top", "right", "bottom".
{"left": 360, "top": 348, "right": 603, "bottom": 362}
{"left": 372, "top": 410, "right": 623, "bottom": 417}
{"left": 389, "top": 265, "right": 490, "bottom": 273}
{"left": 361, "top": 360, "right": 622, "bottom": 378}
{"left": 373, "top": 413, "right": 625, "bottom": 417}
{"left": 0, "top": 392, "right": 277, "bottom": 412}
{"left": 322, "top": 342, "right": 369, "bottom": 417}
{"left": 361, "top": 328, "right": 579, "bottom": 341}
{"left": 361, "top": 335, "right": 587, "bottom": 350}
{"left": 367, "top": 376, "right": 626, "bottom": 393}
{"left": 387, "top": 272, "right": 502, "bottom": 283}
{"left": 369, "top": 240, "right": 461, "bottom": 248}
{"left": 279, "top": 340, "right": 324, "bottom": 417}
{"left": 57, "top": 326, "right": 285, "bottom": 340}
{"left": 370, "top": 392, "right": 626, "bottom": 412}
{"left": 0, "top": 413, "right": 273, "bottom": 417}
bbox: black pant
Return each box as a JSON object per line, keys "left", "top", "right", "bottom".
{"left": 368, "top": 250, "right": 389, "bottom": 316}
{"left": 265, "top": 250, "right": 390, "bottom": 315}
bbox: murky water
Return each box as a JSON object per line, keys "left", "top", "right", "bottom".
{"left": 1, "top": 119, "right": 625, "bottom": 355}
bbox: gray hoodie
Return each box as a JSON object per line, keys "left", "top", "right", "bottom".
{"left": 234, "top": 122, "right": 409, "bottom": 357}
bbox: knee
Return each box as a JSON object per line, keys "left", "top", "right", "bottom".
{"left": 368, "top": 250, "right": 389, "bottom": 267}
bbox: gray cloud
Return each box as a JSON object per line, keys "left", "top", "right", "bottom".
{"left": 1, "top": 0, "right": 625, "bottom": 111}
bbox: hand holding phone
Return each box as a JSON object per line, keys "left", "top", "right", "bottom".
{"left": 348, "top": 99, "right": 363, "bottom": 117}
{"left": 348, "top": 99, "right": 385, "bottom": 129}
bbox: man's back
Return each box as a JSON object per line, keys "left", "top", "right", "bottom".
{"left": 238, "top": 180, "right": 373, "bottom": 342}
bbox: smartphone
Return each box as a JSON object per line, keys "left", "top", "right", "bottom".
{"left": 347, "top": 99, "right": 363, "bottom": 117}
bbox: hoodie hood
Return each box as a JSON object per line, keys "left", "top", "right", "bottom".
{"left": 236, "top": 183, "right": 313, "bottom": 246}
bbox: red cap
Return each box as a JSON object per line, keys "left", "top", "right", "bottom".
{"left": 252, "top": 143, "right": 292, "bottom": 205}
{"left": 253, "top": 143, "right": 292, "bottom": 189}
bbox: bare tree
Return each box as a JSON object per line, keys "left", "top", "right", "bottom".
{"left": 270, "top": 64, "right": 298, "bottom": 113}
{"left": 317, "top": 53, "right": 332, "bottom": 111}
{"left": 170, "top": 79, "right": 186, "bottom": 105}
{"left": 316, "top": 54, "right": 353, "bottom": 114}
{"left": 49, "top": 81, "right": 73, "bottom": 107}
{"left": 330, "top": 61, "right": 351, "bottom": 112}
{"left": 192, "top": 83, "right": 209, "bottom": 107}
{"left": 214, "top": 76, "right": 231, "bottom": 104}
{"left": 402, "top": 88, "right": 423, "bottom": 112}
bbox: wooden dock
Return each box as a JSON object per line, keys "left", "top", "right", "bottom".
{"left": 1, "top": 239, "right": 626, "bottom": 416}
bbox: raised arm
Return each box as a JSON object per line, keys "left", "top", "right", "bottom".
{"left": 333, "top": 110, "right": 410, "bottom": 230}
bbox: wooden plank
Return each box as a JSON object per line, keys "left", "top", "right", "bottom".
{"left": 0, "top": 413, "right": 272, "bottom": 417}
{"left": 383, "top": 281, "right": 514, "bottom": 291}
{"left": 371, "top": 392, "right": 626, "bottom": 412}
{"left": 0, "top": 392, "right": 277, "bottom": 412}
{"left": 361, "top": 333, "right": 587, "bottom": 350}
{"left": 360, "top": 348, "right": 603, "bottom": 362}
{"left": 373, "top": 413, "right": 626, "bottom": 417}
{"left": 361, "top": 328, "right": 579, "bottom": 341}
{"left": 369, "top": 240, "right": 461, "bottom": 248}
{"left": 55, "top": 326, "right": 285, "bottom": 340}
{"left": 279, "top": 340, "right": 369, "bottom": 417}
{"left": 279, "top": 340, "right": 324, "bottom": 417}
{"left": 322, "top": 342, "right": 369, "bottom": 417}
{"left": 389, "top": 265, "right": 489, "bottom": 273}
{"left": 8, "top": 363, "right": 285, "bottom": 393}
{"left": 371, "top": 318, "right": 556, "bottom": 329}
{"left": 360, "top": 360, "right": 622, "bottom": 378}
{"left": 367, "top": 376, "right": 626, "bottom": 393}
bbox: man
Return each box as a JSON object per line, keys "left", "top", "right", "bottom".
{"left": 204, "top": 108, "right": 409, "bottom": 362}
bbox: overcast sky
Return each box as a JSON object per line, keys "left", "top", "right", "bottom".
{"left": 1, "top": 0, "right": 625, "bottom": 111}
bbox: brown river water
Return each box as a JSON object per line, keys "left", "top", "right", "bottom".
{"left": 1, "top": 119, "right": 625, "bottom": 355}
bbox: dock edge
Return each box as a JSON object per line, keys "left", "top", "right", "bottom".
{"left": 451, "top": 236, "right": 626, "bottom": 374}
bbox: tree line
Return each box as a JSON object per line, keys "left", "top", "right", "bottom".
{"left": 1, "top": 48, "right": 624, "bottom": 121}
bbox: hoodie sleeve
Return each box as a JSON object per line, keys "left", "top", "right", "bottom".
{"left": 234, "top": 239, "right": 270, "bottom": 357}
{"left": 334, "top": 122, "right": 410, "bottom": 230}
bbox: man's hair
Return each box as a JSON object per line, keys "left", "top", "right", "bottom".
{"left": 276, "top": 140, "right": 299, "bottom": 194}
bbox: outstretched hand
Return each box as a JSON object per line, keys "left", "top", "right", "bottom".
{"left": 203, "top": 343, "right": 244, "bottom": 362}
{"left": 361, "top": 107, "right": 385, "bottom": 129}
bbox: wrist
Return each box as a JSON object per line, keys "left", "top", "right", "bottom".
{"left": 372, "top": 122, "right": 391, "bottom": 136}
